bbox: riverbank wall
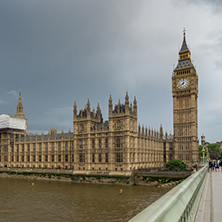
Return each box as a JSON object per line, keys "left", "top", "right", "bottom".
{"left": 0, "top": 168, "right": 191, "bottom": 186}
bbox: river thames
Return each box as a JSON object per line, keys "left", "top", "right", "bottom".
{"left": 0, "top": 177, "right": 170, "bottom": 222}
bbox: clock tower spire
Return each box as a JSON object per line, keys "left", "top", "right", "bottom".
{"left": 172, "top": 31, "right": 199, "bottom": 165}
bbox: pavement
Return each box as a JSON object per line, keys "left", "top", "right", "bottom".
{"left": 195, "top": 169, "right": 222, "bottom": 222}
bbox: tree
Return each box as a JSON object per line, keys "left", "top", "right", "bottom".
{"left": 207, "top": 143, "right": 222, "bottom": 159}
{"left": 165, "top": 159, "right": 188, "bottom": 170}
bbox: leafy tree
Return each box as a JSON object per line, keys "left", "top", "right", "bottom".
{"left": 165, "top": 159, "right": 188, "bottom": 169}
{"left": 207, "top": 143, "right": 222, "bottom": 159}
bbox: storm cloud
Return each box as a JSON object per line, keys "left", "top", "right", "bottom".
{"left": 0, "top": 0, "right": 222, "bottom": 143}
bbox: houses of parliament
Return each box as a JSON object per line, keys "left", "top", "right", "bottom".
{"left": 0, "top": 33, "right": 199, "bottom": 173}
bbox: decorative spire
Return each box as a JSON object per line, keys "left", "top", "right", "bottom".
{"left": 96, "top": 101, "right": 101, "bottom": 117}
{"left": 179, "top": 28, "right": 189, "bottom": 54}
{"left": 174, "top": 30, "right": 193, "bottom": 71}
{"left": 125, "top": 91, "right": 129, "bottom": 104}
{"left": 118, "top": 99, "right": 121, "bottom": 113}
{"left": 133, "top": 96, "right": 137, "bottom": 114}
{"left": 109, "top": 95, "right": 113, "bottom": 108}
{"left": 87, "top": 98, "right": 90, "bottom": 113}
{"left": 15, "top": 89, "right": 26, "bottom": 118}
{"left": 73, "top": 101, "right": 77, "bottom": 118}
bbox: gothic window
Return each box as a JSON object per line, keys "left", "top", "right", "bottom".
{"left": 17, "top": 145, "right": 19, "bottom": 152}
{"left": 11, "top": 155, "right": 14, "bottom": 162}
{"left": 45, "top": 155, "right": 48, "bottom": 162}
{"left": 27, "top": 144, "right": 30, "bottom": 152}
{"left": 92, "top": 139, "right": 95, "bottom": 149}
{"left": 116, "top": 137, "right": 123, "bottom": 148}
{"left": 52, "top": 155, "right": 54, "bottom": 162}
{"left": 105, "top": 139, "right": 108, "bottom": 148}
{"left": 116, "top": 153, "right": 123, "bottom": 163}
{"left": 72, "top": 154, "right": 74, "bottom": 162}
{"left": 58, "top": 143, "right": 61, "bottom": 151}
{"left": 33, "top": 155, "right": 35, "bottom": 162}
{"left": 179, "top": 99, "right": 183, "bottom": 109}
{"left": 39, "top": 155, "right": 41, "bottom": 162}
{"left": 79, "top": 153, "right": 85, "bottom": 163}
{"left": 65, "top": 142, "right": 68, "bottom": 151}
{"left": 117, "top": 120, "right": 121, "bottom": 129}
{"left": 99, "top": 139, "right": 101, "bottom": 148}
{"left": 185, "top": 98, "right": 189, "bottom": 108}
{"left": 58, "top": 155, "right": 61, "bottom": 162}
{"left": 45, "top": 144, "right": 48, "bottom": 152}
{"left": 51, "top": 143, "right": 54, "bottom": 151}
{"left": 27, "top": 155, "right": 30, "bottom": 162}
{"left": 99, "top": 153, "right": 102, "bottom": 162}
{"left": 80, "top": 124, "right": 84, "bottom": 132}
{"left": 92, "top": 153, "right": 95, "bottom": 162}
{"left": 11, "top": 146, "right": 14, "bottom": 152}
{"left": 33, "top": 144, "right": 36, "bottom": 152}
{"left": 65, "top": 155, "right": 68, "bottom": 162}
{"left": 22, "top": 145, "right": 24, "bottom": 152}
{"left": 79, "top": 139, "right": 85, "bottom": 149}
{"left": 39, "top": 144, "right": 41, "bottom": 151}
{"left": 105, "top": 153, "right": 108, "bottom": 162}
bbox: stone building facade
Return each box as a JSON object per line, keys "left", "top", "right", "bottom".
{"left": 0, "top": 33, "right": 198, "bottom": 173}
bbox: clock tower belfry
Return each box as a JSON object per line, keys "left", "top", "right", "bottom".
{"left": 172, "top": 31, "right": 199, "bottom": 165}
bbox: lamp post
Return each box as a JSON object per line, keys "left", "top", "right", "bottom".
{"left": 202, "top": 146, "right": 205, "bottom": 165}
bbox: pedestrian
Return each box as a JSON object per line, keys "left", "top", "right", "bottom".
{"left": 212, "top": 161, "right": 215, "bottom": 171}
{"left": 220, "top": 160, "right": 222, "bottom": 172}
{"left": 209, "top": 160, "right": 212, "bottom": 172}
{"left": 217, "top": 160, "right": 221, "bottom": 172}
{"left": 215, "top": 160, "right": 219, "bottom": 172}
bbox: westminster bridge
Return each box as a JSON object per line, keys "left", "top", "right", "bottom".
{"left": 129, "top": 164, "right": 221, "bottom": 222}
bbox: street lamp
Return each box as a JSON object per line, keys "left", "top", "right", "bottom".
{"left": 202, "top": 146, "right": 205, "bottom": 165}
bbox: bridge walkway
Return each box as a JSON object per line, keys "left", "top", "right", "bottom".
{"left": 195, "top": 170, "right": 222, "bottom": 222}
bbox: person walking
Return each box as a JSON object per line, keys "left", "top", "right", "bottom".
{"left": 220, "top": 160, "right": 222, "bottom": 172}
{"left": 209, "top": 160, "right": 212, "bottom": 172}
{"left": 212, "top": 161, "right": 215, "bottom": 172}
{"left": 217, "top": 160, "right": 221, "bottom": 172}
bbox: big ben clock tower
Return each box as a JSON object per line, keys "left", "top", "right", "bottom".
{"left": 172, "top": 31, "right": 199, "bottom": 165}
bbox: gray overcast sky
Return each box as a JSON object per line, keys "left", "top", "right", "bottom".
{"left": 0, "top": 0, "right": 222, "bottom": 143}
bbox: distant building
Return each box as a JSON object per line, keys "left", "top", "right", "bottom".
{"left": 0, "top": 33, "right": 199, "bottom": 173}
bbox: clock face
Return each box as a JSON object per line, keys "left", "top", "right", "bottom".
{"left": 177, "top": 78, "right": 189, "bottom": 89}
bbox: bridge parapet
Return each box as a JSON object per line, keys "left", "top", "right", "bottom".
{"left": 129, "top": 165, "right": 208, "bottom": 222}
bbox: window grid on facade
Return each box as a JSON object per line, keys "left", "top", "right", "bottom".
{"left": 79, "top": 139, "right": 85, "bottom": 149}
{"left": 79, "top": 153, "right": 85, "bottom": 162}
{"left": 116, "top": 153, "right": 123, "bottom": 162}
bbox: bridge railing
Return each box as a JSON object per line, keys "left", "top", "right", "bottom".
{"left": 129, "top": 165, "right": 208, "bottom": 222}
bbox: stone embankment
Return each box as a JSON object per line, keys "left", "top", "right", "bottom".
{"left": 0, "top": 168, "right": 192, "bottom": 186}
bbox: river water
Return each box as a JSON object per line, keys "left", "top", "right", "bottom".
{"left": 0, "top": 178, "right": 170, "bottom": 222}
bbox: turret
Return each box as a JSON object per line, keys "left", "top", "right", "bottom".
{"left": 73, "top": 101, "right": 77, "bottom": 120}
{"left": 87, "top": 98, "right": 91, "bottom": 117}
{"left": 96, "top": 101, "right": 101, "bottom": 119}
{"left": 15, "top": 90, "right": 26, "bottom": 119}
{"left": 109, "top": 95, "right": 113, "bottom": 116}
{"left": 125, "top": 91, "right": 129, "bottom": 113}
{"left": 160, "top": 124, "right": 163, "bottom": 138}
{"left": 133, "top": 96, "right": 137, "bottom": 115}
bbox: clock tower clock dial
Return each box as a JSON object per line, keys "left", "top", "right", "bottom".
{"left": 177, "top": 78, "right": 189, "bottom": 89}
{"left": 172, "top": 31, "right": 199, "bottom": 165}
